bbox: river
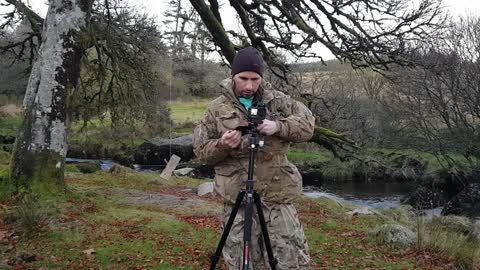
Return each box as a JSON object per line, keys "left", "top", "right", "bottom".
{"left": 303, "top": 181, "right": 415, "bottom": 209}
{"left": 66, "top": 158, "right": 414, "bottom": 210}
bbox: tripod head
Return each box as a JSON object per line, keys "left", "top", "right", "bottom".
{"left": 235, "top": 103, "right": 266, "bottom": 148}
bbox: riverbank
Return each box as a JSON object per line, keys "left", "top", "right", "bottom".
{"left": 1, "top": 168, "right": 479, "bottom": 269}
{"left": 2, "top": 114, "right": 479, "bottom": 219}
{"left": 62, "top": 138, "right": 480, "bottom": 217}
{"left": 65, "top": 157, "right": 414, "bottom": 209}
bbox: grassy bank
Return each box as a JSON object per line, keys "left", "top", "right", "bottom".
{"left": 1, "top": 165, "right": 478, "bottom": 269}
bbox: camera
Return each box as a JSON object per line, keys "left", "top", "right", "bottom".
{"left": 247, "top": 103, "right": 266, "bottom": 125}
{"left": 235, "top": 103, "right": 267, "bottom": 135}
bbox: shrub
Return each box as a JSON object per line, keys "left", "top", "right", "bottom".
{"left": 75, "top": 162, "right": 102, "bottom": 174}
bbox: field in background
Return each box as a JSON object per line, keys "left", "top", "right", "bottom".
{"left": 168, "top": 99, "right": 210, "bottom": 124}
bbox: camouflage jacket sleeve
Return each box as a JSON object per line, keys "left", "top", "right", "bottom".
{"left": 193, "top": 107, "right": 231, "bottom": 165}
{"left": 273, "top": 97, "right": 315, "bottom": 143}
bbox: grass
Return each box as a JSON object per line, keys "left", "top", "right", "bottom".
{"left": 165, "top": 99, "right": 210, "bottom": 136}
{"left": 287, "top": 149, "right": 333, "bottom": 164}
{"left": 1, "top": 99, "right": 479, "bottom": 268}
{"left": 417, "top": 217, "right": 480, "bottom": 267}
{"left": 66, "top": 100, "right": 207, "bottom": 139}
{"left": 0, "top": 166, "right": 478, "bottom": 269}
{"left": 1, "top": 170, "right": 218, "bottom": 269}
{"left": 368, "top": 147, "right": 478, "bottom": 175}
{"left": 168, "top": 99, "right": 210, "bottom": 124}
{"left": 65, "top": 99, "right": 211, "bottom": 143}
{"left": 0, "top": 115, "right": 21, "bottom": 137}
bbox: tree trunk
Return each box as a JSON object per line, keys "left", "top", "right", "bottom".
{"left": 10, "top": 0, "right": 92, "bottom": 192}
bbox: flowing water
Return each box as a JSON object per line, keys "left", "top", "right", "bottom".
{"left": 303, "top": 181, "right": 415, "bottom": 209}
{"left": 66, "top": 158, "right": 414, "bottom": 209}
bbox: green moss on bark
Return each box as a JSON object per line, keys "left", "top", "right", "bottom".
{"left": 10, "top": 150, "right": 66, "bottom": 196}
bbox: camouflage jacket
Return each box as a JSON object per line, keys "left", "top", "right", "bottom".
{"left": 193, "top": 79, "right": 315, "bottom": 204}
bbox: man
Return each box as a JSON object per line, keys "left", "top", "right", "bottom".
{"left": 193, "top": 47, "right": 314, "bottom": 269}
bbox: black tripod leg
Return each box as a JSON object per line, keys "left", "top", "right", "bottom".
{"left": 209, "top": 191, "right": 245, "bottom": 270}
{"left": 253, "top": 192, "right": 278, "bottom": 270}
{"left": 242, "top": 192, "right": 254, "bottom": 270}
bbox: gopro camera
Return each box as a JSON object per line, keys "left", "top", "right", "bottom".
{"left": 247, "top": 103, "right": 266, "bottom": 125}
{"left": 235, "top": 103, "right": 267, "bottom": 136}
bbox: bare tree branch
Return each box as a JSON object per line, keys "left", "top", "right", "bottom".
{"left": 189, "top": 0, "right": 446, "bottom": 75}
{"left": 189, "top": 0, "right": 235, "bottom": 63}
{"left": 4, "top": 0, "right": 44, "bottom": 33}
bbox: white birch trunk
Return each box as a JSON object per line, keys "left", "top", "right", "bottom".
{"left": 11, "top": 0, "right": 92, "bottom": 189}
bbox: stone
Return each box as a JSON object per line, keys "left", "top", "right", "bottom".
{"left": 473, "top": 219, "right": 480, "bottom": 241}
{"left": 160, "top": 154, "right": 181, "bottom": 180}
{"left": 177, "top": 161, "right": 214, "bottom": 179}
{"left": 134, "top": 135, "right": 194, "bottom": 165}
{"left": 15, "top": 250, "right": 36, "bottom": 263}
{"left": 401, "top": 185, "right": 445, "bottom": 210}
{"left": 370, "top": 224, "right": 416, "bottom": 247}
{"left": 442, "top": 183, "right": 480, "bottom": 217}
{"left": 346, "top": 207, "right": 377, "bottom": 217}
{"left": 174, "top": 168, "right": 196, "bottom": 177}
{"left": 149, "top": 134, "right": 193, "bottom": 146}
{"left": 197, "top": 182, "right": 214, "bottom": 197}
{"left": 429, "top": 215, "right": 473, "bottom": 234}
{"left": 108, "top": 164, "right": 134, "bottom": 174}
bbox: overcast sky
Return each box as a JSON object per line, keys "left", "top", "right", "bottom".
{"left": 24, "top": 0, "right": 480, "bottom": 20}
{"left": 11, "top": 0, "right": 480, "bottom": 60}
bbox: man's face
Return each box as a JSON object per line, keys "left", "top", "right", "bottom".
{"left": 233, "top": 71, "right": 262, "bottom": 98}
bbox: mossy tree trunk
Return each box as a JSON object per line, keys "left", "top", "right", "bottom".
{"left": 311, "top": 127, "right": 359, "bottom": 160}
{"left": 10, "top": 0, "right": 93, "bottom": 193}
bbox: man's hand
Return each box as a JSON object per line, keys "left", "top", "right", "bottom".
{"left": 257, "top": 119, "right": 278, "bottom": 136}
{"left": 220, "top": 130, "right": 242, "bottom": 148}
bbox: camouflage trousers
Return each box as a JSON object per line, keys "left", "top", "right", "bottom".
{"left": 221, "top": 202, "right": 310, "bottom": 270}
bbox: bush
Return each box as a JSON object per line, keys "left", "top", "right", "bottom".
{"left": 65, "top": 164, "right": 80, "bottom": 173}
{"left": 75, "top": 162, "right": 102, "bottom": 174}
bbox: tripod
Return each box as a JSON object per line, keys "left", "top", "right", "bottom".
{"left": 209, "top": 127, "right": 278, "bottom": 270}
